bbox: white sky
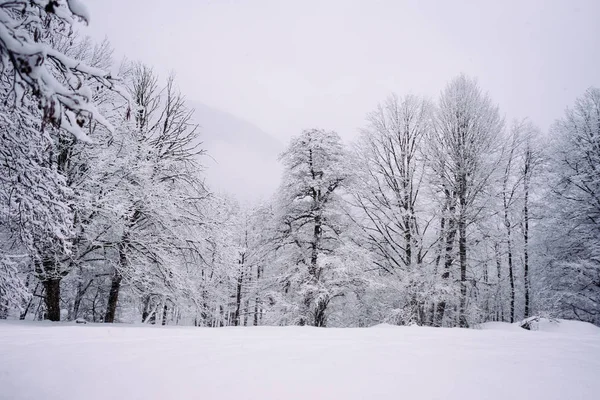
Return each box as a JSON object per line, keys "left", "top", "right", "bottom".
{"left": 83, "top": 0, "right": 599, "bottom": 141}
{"left": 81, "top": 0, "right": 599, "bottom": 199}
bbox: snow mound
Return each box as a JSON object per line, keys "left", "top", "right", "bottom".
{"left": 537, "top": 318, "right": 600, "bottom": 335}
{"left": 480, "top": 318, "right": 600, "bottom": 335}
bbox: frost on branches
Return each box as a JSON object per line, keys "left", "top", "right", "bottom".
{"left": 542, "top": 88, "right": 600, "bottom": 325}
{"left": 0, "top": 25, "right": 597, "bottom": 333}
{"left": 272, "top": 129, "right": 366, "bottom": 327}
{"left": 0, "top": 0, "right": 120, "bottom": 140}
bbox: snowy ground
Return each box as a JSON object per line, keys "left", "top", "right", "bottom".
{"left": 1, "top": 320, "right": 599, "bottom": 400}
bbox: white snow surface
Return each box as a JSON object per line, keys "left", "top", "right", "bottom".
{"left": 1, "top": 320, "right": 599, "bottom": 400}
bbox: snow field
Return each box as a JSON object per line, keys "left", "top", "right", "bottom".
{"left": 0, "top": 320, "right": 599, "bottom": 400}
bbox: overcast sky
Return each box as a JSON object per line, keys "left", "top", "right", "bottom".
{"left": 81, "top": 0, "right": 599, "bottom": 199}
{"left": 83, "top": 0, "right": 599, "bottom": 139}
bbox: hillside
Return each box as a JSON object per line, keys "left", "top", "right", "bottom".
{"left": 190, "top": 101, "right": 284, "bottom": 202}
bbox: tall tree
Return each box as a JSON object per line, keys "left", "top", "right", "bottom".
{"left": 352, "top": 94, "right": 434, "bottom": 325}
{"left": 520, "top": 126, "right": 542, "bottom": 318}
{"left": 543, "top": 87, "right": 600, "bottom": 325}
{"left": 103, "top": 66, "right": 206, "bottom": 323}
{"left": 275, "top": 129, "right": 352, "bottom": 327}
{"left": 430, "top": 75, "right": 504, "bottom": 327}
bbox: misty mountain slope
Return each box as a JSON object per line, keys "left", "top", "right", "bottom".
{"left": 189, "top": 101, "right": 283, "bottom": 201}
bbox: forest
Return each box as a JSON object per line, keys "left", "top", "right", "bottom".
{"left": 0, "top": 0, "right": 599, "bottom": 330}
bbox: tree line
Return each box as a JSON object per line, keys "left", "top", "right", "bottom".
{"left": 0, "top": 1, "right": 598, "bottom": 327}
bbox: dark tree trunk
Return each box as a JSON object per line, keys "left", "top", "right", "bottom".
{"left": 161, "top": 303, "right": 168, "bottom": 326}
{"left": 309, "top": 215, "right": 321, "bottom": 277}
{"left": 142, "top": 295, "right": 151, "bottom": 323}
{"left": 233, "top": 253, "right": 245, "bottom": 326}
{"left": 495, "top": 243, "right": 504, "bottom": 322}
{"left": 243, "top": 298, "right": 250, "bottom": 326}
{"left": 502, "top": 139, "right": 518, "bottom": 323}
{"left": 105, "top": 241, "right": 127, "bottom": 323}
{"left": 507, "top": 231, "right": 515, "bottom": 323}
{"left": 435, "top": 195, "right": 456, "bottom": 327}
{"left": 72, "top": 278, "right": 94, "bottom": 321}
{"left": 253, "top": 266, "right": 262, "bottom": 326}
{"left": 104, "top": 270, "right": 122, "bottom": 323}
{"left": 314, "top": 297, "right": 328, "bottom": 327}
{"left": 503, "top": 196, "right": 516, "bottom": 323}
{"left": 404, "top": 206, "right": 412, "bottom": 267}
{"left": 523, "top": 151, "right": 532, "bottom": 318}
{"left": 72, "top": 290, "right": 83, "bottom": 320}
{"left": 43, "top": 278, "right": 61, "bottom": 321}
{"left": 20, "top": 282, "right": 39, "bottom": 320}
{"left": 458, "top": 175, "right": 468, "bottom": 328}
{"left": 458, "top": 213, "right": 468, "bottom": 327}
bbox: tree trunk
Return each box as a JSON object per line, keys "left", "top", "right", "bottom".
{"left": 436, "top": 195, "right": 457, "bottom": 327}
{"left": 43, "top": 278, "right": 61, "bottom": 321}
{"left": 253, "top": 265, "right": 261, "bottom": 326}
{"left": 507, "top": 229, "right": 515, "bottom": 323}
{"left": 523, "top": 151, "right": 531, "bottom": 318}
{"left": 243, "top": 298, "right": 250, "bottom": 326}
{"left": 142, "top": 295, "right": 151, "bottom": 323}
{"left": 234, "top": 254, "right": 245, "bottom": 326}
{"left": 161, "top": 303, "right": 168, "bottom": 326}
{"left": 20, "top": 282, "right": 39, "bottom": 320}
{"left": 458, "top": 211, "right": 468, "bottom": 327}
{"left": 303, "top": 212, "right": 324, "bottom": 326}
{"left": 503, "top": 190, "right": 516, "bottom": 323}
{"left": 314, "top": 297, "right": 328, "bottom": 327}
{"left": 104, "top": 270, "right": 122, "bottom": 323}
{"left": 72, "top": 278, "right": 95, "bottom": 321}
{"left": 495, "top": 242, "right": 504, "bottom": 322}
{"left": 105, "top": 241, "right": 127, "bottom": 323}
{"left": 309, "top": 215, "right": 321, "bottom": 277}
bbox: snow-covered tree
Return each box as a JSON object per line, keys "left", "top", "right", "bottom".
{"left": 429, "top": 75, "right": 504, "bottom": 327}
{"left": 273, "top": 129, "right": 362, "bottom": 327}
{"left": 351, "top": 94, "right": 436, "bottom": 325}
{"left": 0, "top": 0, "right": 120, "bottom": 140}
{"left": 542, "top": 87, "right": 600, "bottom": 325}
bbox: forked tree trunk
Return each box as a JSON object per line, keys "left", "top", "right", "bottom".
{"left": 314, "top": 297, "right": 328, "bottom": 327}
